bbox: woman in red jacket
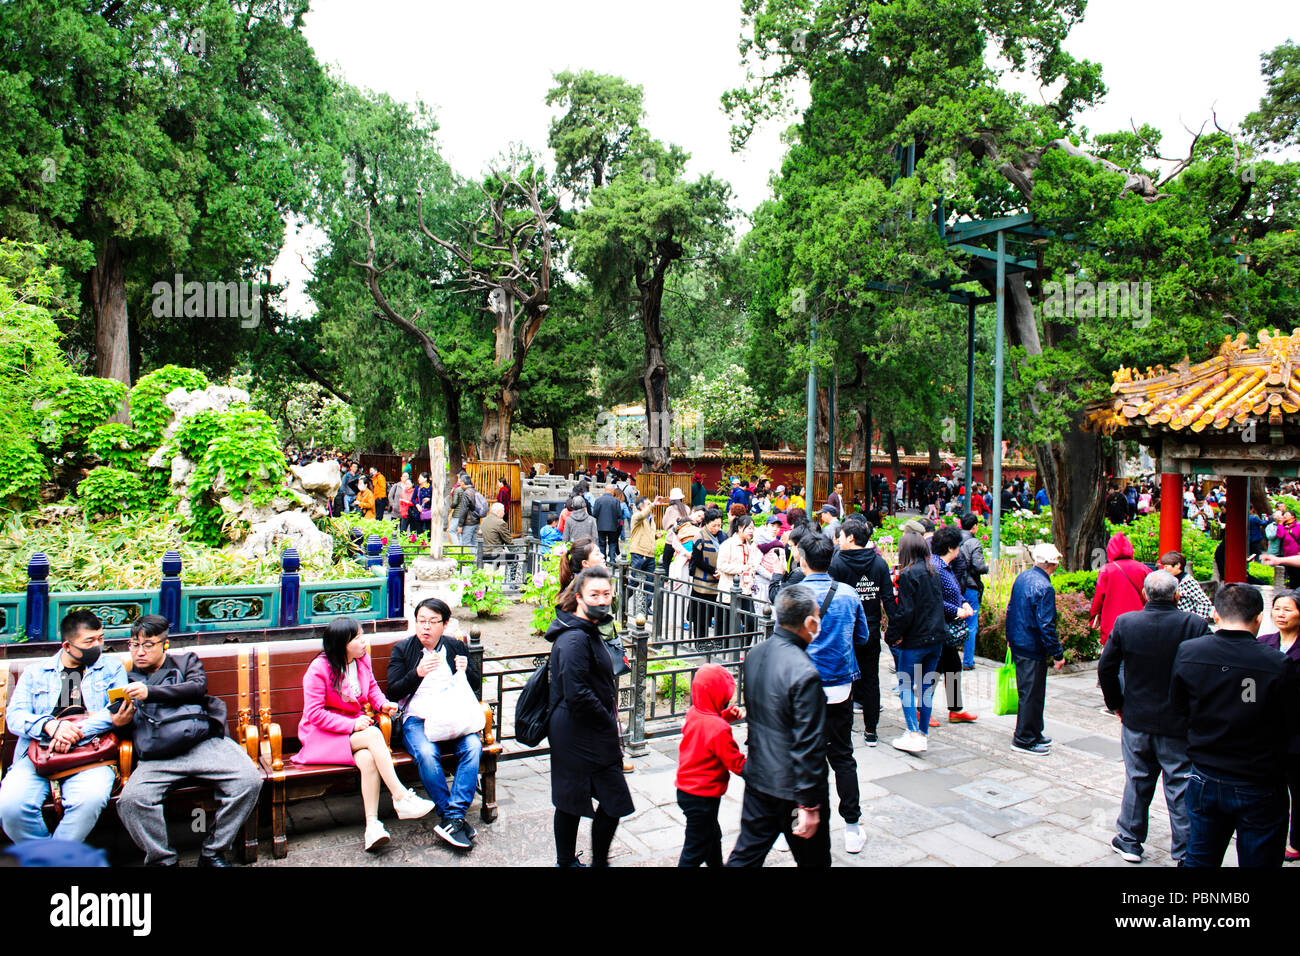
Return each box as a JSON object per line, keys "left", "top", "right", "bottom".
{"left": 1089, "top": 533, "right": 1149, "bottom": 646}
{"left": 496, "top": 477, "right": 511, "bottom": 521}
{"left": 675, "top": 664, "right": 746, "bottom": 867}
{"left": 293, "top": 617, "right": 435, "bottom": 850}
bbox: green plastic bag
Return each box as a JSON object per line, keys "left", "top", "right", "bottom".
{"left": 995, "top": 647, "right": 1019, "bottom": 716}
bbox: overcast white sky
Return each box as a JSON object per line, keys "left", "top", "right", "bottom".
{"left": 274, "top": 0, "right": 1297, "bottom": 312}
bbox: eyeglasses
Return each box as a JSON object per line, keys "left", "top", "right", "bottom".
{"left": 127, "top": 639, "right": 164, "bottom": 650}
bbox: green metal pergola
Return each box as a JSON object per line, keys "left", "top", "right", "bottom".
{"left": 802, "top": 181, "right": 1048, "bottom": 568}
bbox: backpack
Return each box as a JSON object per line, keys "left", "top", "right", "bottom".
{"left": 514, "top": 658, "right": 551, "bottom": 747}
{"left": 472, "top": 489, "right": 490, "bottom": 518}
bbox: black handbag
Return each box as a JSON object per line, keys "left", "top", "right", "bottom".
{"left": 945, "top": 617, "right": 969, "bottom": 648}
{"left": 603, "top": 623, "right": 630, "bottom": 678}
{"left": 132, "top": 669, "right": 211, "bottom": 759}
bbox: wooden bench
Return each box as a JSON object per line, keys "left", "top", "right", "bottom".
{"left": 0, "top": 645, "right": 263, "bottom": 861}
{"left": 256, "top": 635, "right": 500, "bottom": 859}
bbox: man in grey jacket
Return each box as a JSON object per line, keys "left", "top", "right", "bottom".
{"left": 726, "top": 585, "right": 829, "bottom": 867}
{"left": 562, "top": 496, "right": 598, "bottom": 544}
{"left": 449, "top": 476, "right": 480, "bottom": 548}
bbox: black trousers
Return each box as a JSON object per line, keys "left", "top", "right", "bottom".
{"left": 691, "top": 591, "right": 717, "bottom": 638}
{"left": 1288, "top": 755, "right": 1300, "bottom": 850}
{"left": 852, "top": 635, "right": 882, "bottom": 733}
{"left": 726, "top": 786, "right": 831, "bottom": 868}
{"left": 825, "top": 697, "right": 860, "bottom": 823}
{"left": 598, "top": 530, "right": 621, "bottom": 563}
{"left": 676, "top": 789, "right": 723, "bottom": 867}
{"left": 1013, "top": 655, "right": 1048, "bottom": 747}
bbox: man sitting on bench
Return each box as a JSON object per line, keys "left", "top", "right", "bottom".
{"left": 0, "top": 610, "right": 132, "bottom": 843}
{"left": 387, "top": 598, "right": 483, "bottom": 850}
{"left": 115, "top": 615, "right": 263, "bottom": 867}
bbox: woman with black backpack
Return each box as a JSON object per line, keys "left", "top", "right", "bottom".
{"left": 543, "top": 566, "right": 634, "bottom": 866}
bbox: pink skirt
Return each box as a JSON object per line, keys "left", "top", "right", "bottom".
{"left": 292, "top": 720, "right": 359, "bottom": 766}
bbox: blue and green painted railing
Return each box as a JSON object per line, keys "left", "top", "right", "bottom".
{"left": 8, "top": 535, "right": 407, "bottom": 643}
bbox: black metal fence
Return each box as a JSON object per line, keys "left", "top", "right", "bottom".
{"left": 474, "top": 541, "right": 776, "bottom": 762}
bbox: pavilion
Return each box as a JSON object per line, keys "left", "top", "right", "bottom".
{"left": 1087, "top": 329, "right": 1300, "bottom": 583}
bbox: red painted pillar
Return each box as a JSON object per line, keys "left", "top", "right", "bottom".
{"left": 1225, "top": 475, "right": 1249, "bottom": 583}
{"left": 1159, "top": 472, "right": 1183, "bottom": 558}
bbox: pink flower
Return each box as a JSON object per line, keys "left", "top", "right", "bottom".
{"left": 381, "top": 536, "right": 388, "bottom": 545}
{"left": 474, "top": 589, "right": 485, "bottom": 600}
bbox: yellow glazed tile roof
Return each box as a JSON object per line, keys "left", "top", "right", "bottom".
{"left": 1088, "top": 330, "right": 1300, "bottom": 435}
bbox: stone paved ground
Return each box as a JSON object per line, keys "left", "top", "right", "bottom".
{"left": 239, "top": 654, "right": 1230, "bottom": 868}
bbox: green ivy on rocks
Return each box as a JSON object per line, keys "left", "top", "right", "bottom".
{"left": 86, "top": 423, "right": 145, "bottom": 473}
{"left": 169, "top": 409, "right": 225, "bottom": 462}
{"left": 78, "top": 467, "right": 149, "bottom": 519}
{"left": 184, "top": 408, "right": 289, "bottom": 546}
{"left": 35, "top": 375, "right": 126, "bottom": 454}
{"left": 130, "top": 365, "right": 211, "bottom": 449}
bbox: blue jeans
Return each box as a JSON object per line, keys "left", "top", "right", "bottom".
{"left": 962, "top": 587, "right": 980, "bottom": 668}
{"left": 896, "top": 644, "right": 942, "bottom": 734}
{"left": 630, "top": 553, "right": 657, "bottom": 601}
{"left": 0, "top": 753, "right": 115, "bottom": 843}
{"left": 401, "top": 719, "right": 482, "bottom": 821}
{"left": 1184, "top": 764, "right": 1287, "bottom": 867}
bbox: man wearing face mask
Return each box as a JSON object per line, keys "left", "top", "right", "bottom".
{"left": 543, "top": 566, "right": 635, "bottom": 866}
{"left": 726, "top": 584, "right": 829, "bottom": 867}
{"left": 0, "top": 610, "right": 132, "bottom": 843}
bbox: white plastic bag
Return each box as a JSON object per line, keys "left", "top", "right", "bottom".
{"left": 411, "top": 656, "right": 482, "bottom": 742}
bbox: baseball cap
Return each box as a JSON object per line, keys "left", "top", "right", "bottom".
{"left": 1031, "top": 542, "right": 1063, "bottom": 564}
{"left": 818, "top": 504, "right": 838, "bottom": 515}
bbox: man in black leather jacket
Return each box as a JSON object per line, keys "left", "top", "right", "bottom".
{"left": 115, "top": 615, "right": 262, "bottom": 867}
{"left": 726, "top": 585, "right": 829, "bottom": 867}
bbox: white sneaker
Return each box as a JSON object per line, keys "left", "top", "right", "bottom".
{"left": 393, "top": 790, "right": 435, "bottom": 820}
{"left": 364, "top": 819, "right": 391, "bottom": 851}
{"left": 913, "top": 732, "right": 928, "bottom": 753}
{"left": 773, "top": 833, "right": 789, "bottom": 852}
{"left": 891, "top": 732, "right": 924, "bottom": 754}
{"left": 844, "top": 824, "right": 867, "bottom": 854}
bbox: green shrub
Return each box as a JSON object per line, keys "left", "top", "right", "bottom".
{"left": 86, "top": 423, "right": 145, "bottom": 472}
{"left": 77, "top": 467, "right": 149, "bottom": 519}
{"left": 1051, "top": 570, "right": 1098, "bottom": 598}
{"left": 185, "top": 408, "right": 289, "bottom": 546}
{"left": 170, "top": 409, "right": 225, "bottom": 461}
{"left": 647, "top": 657, "right": 693, "bottom": 706}
{"left": 975, "top": 590, "right": 1100, "bottom": 664}
{"left": 130, "top": 365, "right": 210, "bottom": 448}
{"left": 36, "top": 375, "right": 126, "bottom": 452}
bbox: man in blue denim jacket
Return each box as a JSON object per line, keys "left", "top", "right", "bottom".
{"left": 793, "top": 532, "right": 868, "bottom": 853}
{"left": 1004, "top": 544, "right": 1066, "bottom": 756}
{"left": 0, "top": 610, "right": 131, "bottom": 843}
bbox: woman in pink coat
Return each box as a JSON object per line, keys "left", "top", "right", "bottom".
{"left": 294, "top": 617, "right": 435, "bottom": 850}
{"left": 1088, "top": 533, "right": 1148, "bottom": 646}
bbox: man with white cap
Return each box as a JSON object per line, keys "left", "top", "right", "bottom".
{"left": 1004, "top": 542, "right": 1066, "bottom": 755}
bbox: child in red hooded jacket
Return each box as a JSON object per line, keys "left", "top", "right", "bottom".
{"left": 675, "top": 663, "right": 746, "bottom": 867}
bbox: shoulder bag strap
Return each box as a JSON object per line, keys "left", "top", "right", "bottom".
{"left": 818, "top": 582, "right": 838, "bottom": 618}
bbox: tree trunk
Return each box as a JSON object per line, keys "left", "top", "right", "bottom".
{"left": 479, "top": 385, "right": 517, "bottom": 461}
{"left": 750, "top": 430, "right": 763, "bottom": 465}
{"left": 887, "top": 428, "right": 901, "bottom": 483}
{"left": 850, "top": 401, "right": 870, "bottom": 473}
{"left": 1001, "top": 278, "right": 1106, "bottom": 571}
{"left": 814, "top": 387, "right": 830, "bottom": 471}
{"left": 638, "top": 279, "right": 672, "bottom": 473}
{"left": 439, "top": 378, "right": 464, "bottom": 475}
{"left": 977, "top": 430, "right": 996, "bottom": 490}
{"left": 552, "top": 424, "right": 570, "bottom": 462}
{"left": 928, "top": 442, "right": 941, "bottom": 472}
{"left": 91, "top": 236, "right": 130, "bottom": 420}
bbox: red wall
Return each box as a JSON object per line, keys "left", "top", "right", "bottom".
{"left": 575, "top": 456, "right": 1034, "bottom": 496}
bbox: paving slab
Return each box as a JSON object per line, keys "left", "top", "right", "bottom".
{"left": 951, "top": 778, "right": 1036, "bottom": 809}
{"left": 1002, "top": 824, "right": 1113, "bottom": 866}
{"left": 873, "top": 769, "right": 970, "bottom": 807}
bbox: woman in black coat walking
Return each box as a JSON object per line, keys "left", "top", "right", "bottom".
{"left": 543, "top": 565, "right": 635, "bottom": 866}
